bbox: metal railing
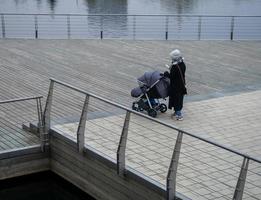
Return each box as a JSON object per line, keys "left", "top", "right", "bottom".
{"left": 43, "top": 78, "right": 261, "bottom": 200}
{"left": 0, "top": 13, "right": 261, "bottom": 40}
{"left": 0, "top": 96, "right": 45, "bottom": 151}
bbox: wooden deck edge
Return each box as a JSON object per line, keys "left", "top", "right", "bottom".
{"left": 0, "top": 146, "right": 50, "bottom": 180}
{"left": 0, "top": 145, "right": 43, "bottom": 159}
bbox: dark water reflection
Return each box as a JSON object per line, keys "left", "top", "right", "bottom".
{"left": 85, "top": 0, "right": 128, "bottom": 38}
{"left": 85, "top": 0, "right": 127, "bottom": 14}
{"left": 0, "top": 171, "right": 96, "bottom": 200}
{"left": 47, "top": 0, "right": 57, "bottom": 12}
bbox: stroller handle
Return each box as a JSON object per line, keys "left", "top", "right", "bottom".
{"left": 137, "top": 80, "right": 147, "bottom": 87}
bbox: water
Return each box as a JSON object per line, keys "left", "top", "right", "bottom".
{"left": 1, "top": 0, "right": 261, "bottom": 15}
{"left": 0, "top": 171, "right": 96, "bottom": 200}
{"left": 0, "top": 0, "right": 261, "bottom": 40}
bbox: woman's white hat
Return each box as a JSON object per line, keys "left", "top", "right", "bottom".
{"left": 169, "top": 49, "right": 181, "bottom": 60}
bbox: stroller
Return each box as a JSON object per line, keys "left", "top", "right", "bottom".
{"left": 131, "top": 71, "right": 170, "bottom": 118}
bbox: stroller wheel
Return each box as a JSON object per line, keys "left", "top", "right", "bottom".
{"left": 148, "top": 108, "right": 157, "bottom": 118}
{"left": 159, "top": 103, "right": 167, "bottom": 113}
{"left": 132, "top": 102, "right": 139, "bottom": 111}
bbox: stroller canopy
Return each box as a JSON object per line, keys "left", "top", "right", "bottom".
{"left": 131, "top": 71, "right": 169, "bottom": 98}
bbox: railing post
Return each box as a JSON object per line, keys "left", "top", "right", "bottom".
{"left": 67, "top": 15, "right": 71, "bottom": 39}
{"left": 233, "top": 157, "right": 249, "bottom": 200}
{"left": 43, "top": 80, "right": 54, "bottom": 133}
{"left": 34, "top": 15, "right": 38, "bottom": 39}
{"left": 167, "top": 131, "right": 183, "bottom": 200}
{"left": 36, "top": 97, "right": 45, "bottom": 151}
{"left": 117, "top": 111, "right": 131, "bottom": 177}
{"left": 100, "top": 15, "right": 103, "bottom": 39}
{"left": 76, "top": 95, "right": 90, "bottom": 154}
{"left": 198, "top": 16, "right": 202, "bottom": 40}
{"left": 165, "top": 16, "right": 169, "bottom": 40}
{"left": 133, "top": 15, "right": 136, "bottom": 40}
{"left": 1, "top": 14, "right": 6, "bottom": 38}
{"left": 230, "top": 16, "right": 235, "bottom": 40}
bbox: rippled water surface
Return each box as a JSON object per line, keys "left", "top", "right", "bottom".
{"left": 1, "top": 0, "right": 261, "bottom": 15}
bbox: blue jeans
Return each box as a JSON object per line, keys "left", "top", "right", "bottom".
{"left": 175, "top": 110, "right": 182, "bottom": 117}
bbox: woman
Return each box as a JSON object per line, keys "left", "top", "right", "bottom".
{"left": 165, "top": 49, "right": 187, "bottom": 120}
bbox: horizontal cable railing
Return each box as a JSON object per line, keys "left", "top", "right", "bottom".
{"left": 0, "top": 96, "right": 45, "bottom": 152}
{"left": 0, "top": 13, "right": 261, "bottom": 40}
{"left": 43, "top": 78, "right": 261, "bottom": 200}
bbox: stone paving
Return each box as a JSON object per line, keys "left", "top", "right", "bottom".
{"left": 54, "top": 90, "right": 261, "bottom": 200}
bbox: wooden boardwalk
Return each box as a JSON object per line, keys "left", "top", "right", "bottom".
{"left": 0, "top": 40, "right": 260, "bottom": 101}
{"left": 0, "top": 39, "right": 261, "bottom": 152}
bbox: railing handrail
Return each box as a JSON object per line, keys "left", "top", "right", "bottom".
{"left": 0, "top": 96, "right": 43, "bottom": 104}
{"left": 49, "top": 78, "right": 261, "bottom": 164}
{"left": 1, "top": 13, "right": 261, "bottom": 18}
{"left": 0, "top": 95, "right": 45, "bottom": 151}
{"left": 1, "top": 13, "right": 260, "bottom": 41}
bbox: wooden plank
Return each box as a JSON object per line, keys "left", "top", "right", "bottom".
{"left": 0, "top": 158, "right": 49, "bottom": 180}
{"left": 0, "top": 145, "right": 42, "bottom": 159}
{"left": 1, "top": 40, "right": 260, "bottom": 112}
{"left": 0, "top": 150, "right": 49, "bottom": 180}
{"left": 0, "top": 120, "right": 39, "bottom": 150}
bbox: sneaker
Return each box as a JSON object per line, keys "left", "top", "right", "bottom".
{"left": 176, "top": 115, "right": 183, "bottom": 121}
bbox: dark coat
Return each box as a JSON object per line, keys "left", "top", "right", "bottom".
{"left": 167, "top": 60, "right": 187, "bottom": 109}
